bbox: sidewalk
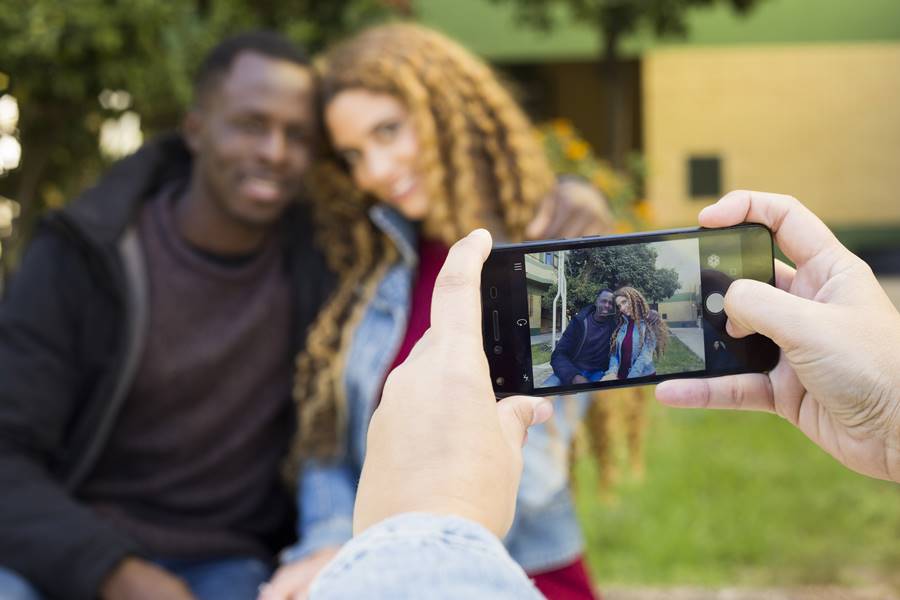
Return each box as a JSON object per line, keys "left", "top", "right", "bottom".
{"left": 669, "top": 326, "right": 704, "bottom": 358}
{"left": 531, "top": 331, "right": 556, "bottom": 345}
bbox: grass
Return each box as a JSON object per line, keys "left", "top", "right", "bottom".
{"left": 573, "top": 394, "right": 900, "bottom": 589}
{"left": 531, "top": 342, "right": 552, "bottom": 365}
{"left": 533, "top": 334, "right": 704, "bottom": 374}
{"left": 655, "top": 335, "right": 704, "bottom": 375}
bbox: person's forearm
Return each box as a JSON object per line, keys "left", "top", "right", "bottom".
{"left": 0, "top": 454, "right": 141, "bottom": 600}
{"left": 308, "top": 513, "right": 543, "bottom": 600}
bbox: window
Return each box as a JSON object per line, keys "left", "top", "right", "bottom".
{"left": 688, "top": 156, "right": 721, "bottom": 199}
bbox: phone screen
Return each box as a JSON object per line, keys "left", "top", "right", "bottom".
{"left": 482, "top": 224, "right": 779, "bottom": 396}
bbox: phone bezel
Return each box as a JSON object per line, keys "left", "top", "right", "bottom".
{"left": 482, "top": 223, "right": 779, "bottom": 397}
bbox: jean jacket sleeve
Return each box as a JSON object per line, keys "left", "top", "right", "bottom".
{"left": 604, "top": 326, "right": 621, "bottom": 379}
{"left": 281, "top": 459, "right": 357, "bottom": 563}
{"left": 308, "top": 513, "right": 544, "bottom": 600}
{"left": 630, "top": 326, "right": 657, "bottom": 377}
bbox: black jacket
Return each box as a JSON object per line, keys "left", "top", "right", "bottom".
{"left": 550, "top": 305, "right": 611, "bottom": 385}
{"left": 0, "top": 134, "right": 335, "bottom": 599}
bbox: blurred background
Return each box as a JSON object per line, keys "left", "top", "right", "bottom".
{"left": 1, "top": 1, "right": 898, "bottom": 597}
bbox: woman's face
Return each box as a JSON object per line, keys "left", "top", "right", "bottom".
{"left": 615, "top": 295, "right": 632, "bottom": 317}
{"left": 325, "top": 89, "right": 429, "bottom": 220}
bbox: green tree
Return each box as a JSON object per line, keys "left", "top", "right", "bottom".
{"left": 490, "top": 0, "right": 761, "bottom": 166}
{"left": 0, "top": 0, "right": 406, "bottom": 281}
{"left": 543, "top": 245, "right": 679, "bottom": 316}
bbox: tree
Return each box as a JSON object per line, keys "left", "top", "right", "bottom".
{"left": 0, "top": 0, "right": 406, "bottom": 281}
{"left": 543, "top": 244, "right": 680, "bottom": 316}
{"left": 490, "top": 0, "right": 761, "bottom": 166}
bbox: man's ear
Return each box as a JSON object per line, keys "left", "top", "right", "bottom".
{"left": 182, "top": 109, "right": 203, "bottom": 154}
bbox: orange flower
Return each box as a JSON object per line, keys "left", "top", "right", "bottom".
{"left": 592, "top": 169, "right": 612, "bottom": 191}
{"left": 551, "top": 118, "right": 574, "bottom": 138}
{"left": 565, "top": 140, "right": 589, "bottom": 161}
{"left": 635, "top": 200, "right": 653, "bottom": 223}
{"left": 614, "top": 220, "right": 632, "bottom": 234}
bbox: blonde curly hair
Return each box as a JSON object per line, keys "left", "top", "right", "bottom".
{"left": 288, "top": 23, "right": 555, "bottom": 468}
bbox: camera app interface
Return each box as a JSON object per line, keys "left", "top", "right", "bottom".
{"left": 524, "top": 233, "right": 746, "bottom": 389}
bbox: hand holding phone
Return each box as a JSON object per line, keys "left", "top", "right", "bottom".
{"left": 657, "top": 190, "right": 900, "bottom": 484}
{"left": 481, "top": 223, "right": 779, "bottom": 396}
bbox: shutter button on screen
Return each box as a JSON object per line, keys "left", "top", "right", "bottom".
{"left": 705, "top": 292, "right": 725, "bottom": 314}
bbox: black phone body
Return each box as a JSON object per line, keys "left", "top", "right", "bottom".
{"left": 482, "top": 224, "right": 779, "bottom": 397}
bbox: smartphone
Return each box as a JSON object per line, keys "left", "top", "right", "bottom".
{"left": 481, "top": 224, "right": 779, "bottom": 397}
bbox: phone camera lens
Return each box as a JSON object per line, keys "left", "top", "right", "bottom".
{"left": 489, "top": 286, "right": 499, "bottom": 299}
{"left": 495, "top": 376, "right": 505, "bottom": 386}
{"left": 493, "top": 345, "right": 503, "bottom": 355}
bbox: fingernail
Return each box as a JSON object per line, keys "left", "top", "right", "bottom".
{"left": 532, "top": 399, "right": 553, "bottom": 424}
{"left": 698, "top": 203, "right": 717, "bottom": 218}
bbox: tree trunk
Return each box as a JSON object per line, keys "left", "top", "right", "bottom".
{"left": 599, "top": 28, "right": 627, "bottom": 168}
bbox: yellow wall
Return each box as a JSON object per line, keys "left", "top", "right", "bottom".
{"left": 643, "top": 43, "right": 900, "bottom": 228}
{"left": 657, "top": 300, "right": 696, "bottom": 323}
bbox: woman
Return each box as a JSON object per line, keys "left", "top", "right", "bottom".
{"left": 262, "top": 23, "right": 610, "bottom": 600}
{"left": 599, "top": 287, "right": 669, "bottom": 380}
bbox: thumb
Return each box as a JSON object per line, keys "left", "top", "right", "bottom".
{"left": 497, "top": 396, "right": 553, "bottom": 448}
{"left": 724, "top": 279, "right": 820, "bottom": 350}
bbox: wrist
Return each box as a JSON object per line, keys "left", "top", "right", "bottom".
{"left": 100, "top": 557, "right": 141, "bottom": 599}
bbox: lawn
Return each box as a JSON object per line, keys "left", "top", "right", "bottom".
{"left": 573, "top": 392, "right": 900, "bottom": 589}
{"left": 531, "top": 341, "right": 552, "bottom": 365}
{"left": 532, "top": 333, "right": 704, "bottom": 375}
{"left": 655, "top": 334, "right": 704, "bottom": 375}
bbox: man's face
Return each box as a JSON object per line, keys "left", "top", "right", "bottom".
{"left": 595, "top": 291, "right": 615, "bottom": 317}
{"left": 185, "top": 52, "right": 316, "bottom": 228}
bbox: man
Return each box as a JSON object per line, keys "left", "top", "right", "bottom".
{"left": 0, "top": 32, "right": 332, "bottom": 600}
{"left": 0, "top": 31, "right": 612, "bottom": 600}
{"left": 545, "top": 288, "right": 617, "bottom": 385}
{"left": 306, "top": 191, "right": 900, "bottom": 598}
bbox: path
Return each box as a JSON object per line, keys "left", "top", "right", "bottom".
{"left": 670, "top": 326, "right": 704, "bottom": 358}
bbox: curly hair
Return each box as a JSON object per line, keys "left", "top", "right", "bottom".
{"left": 611, "top": 286, "right": 670, "bottom": 360}
{"left": 288, "top": 22, "right": 556, "bottom": 467}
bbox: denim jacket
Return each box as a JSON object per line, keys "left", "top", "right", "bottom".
{"left": 309, "top": 513, "right": 543, "bottom": 599}
{"left": 283, "top": 205, "right": 589, "bottom": 573}
{"left": 605, "top": 316, "right": 656, "bottom": 378}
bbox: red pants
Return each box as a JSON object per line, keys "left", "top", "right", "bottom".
{"left": 529, "top": 556, "right": 599, "bottom": 600}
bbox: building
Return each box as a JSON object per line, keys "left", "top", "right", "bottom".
{"left": 656, "top": 291, "right": 701, "bottom": 328}
{"left": 525, "top": 251, "right": 558, "bottom": 334}
{"left": 421, "top": 0, "right": 900, "bottom": 244}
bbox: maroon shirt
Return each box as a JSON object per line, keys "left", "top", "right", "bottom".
{"left": 617, "top": 318, "right": 635, "bottom": 380}
{"left": 386, "top": 239, "right": 450, "bottom": 374}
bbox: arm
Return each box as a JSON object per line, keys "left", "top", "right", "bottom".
{"left": 604, "top": 329, "right": 621, "bottom": 379}
{"left": 656, "top": 190, "right": 900, "bottom": 483}
{"left": 629, "top": 325, "right": 656, "bottom": 377}
{"left": 0, "top": 231, "right": 143, "bottom": 600}
{"left": 308, "top": 514, "right": 542, "bottom": 600}
{"left": 527, "top": 177, "right": 613, "bottom": 239}
{"left": 261, "top": 458, "right": 357, "bottom": 599}
{"left": 549, "top": 320, "right": 582, "bottom": 385}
